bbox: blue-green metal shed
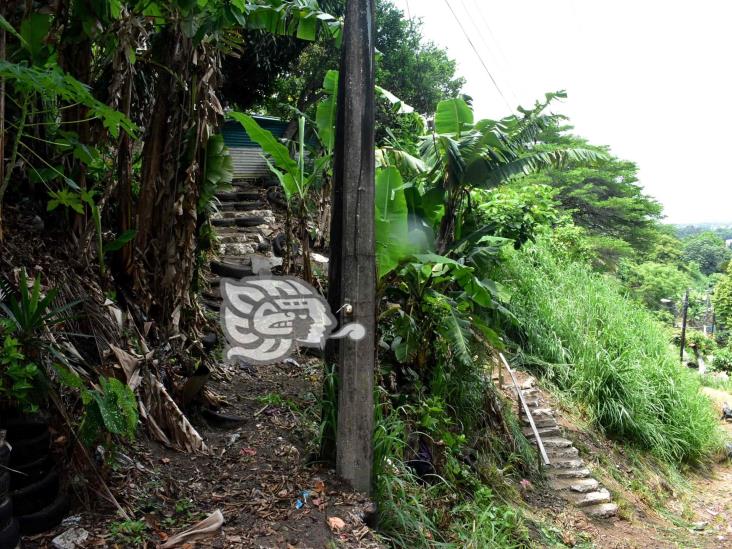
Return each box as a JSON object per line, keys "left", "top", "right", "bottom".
{"left": 222, "top": 115, "right": 289, "bottom": 180}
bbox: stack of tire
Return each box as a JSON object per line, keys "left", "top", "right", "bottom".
{"left": 1, "top": 417, "right": 68, "bottom": 544}
{"left": 0, "top": 439, "right": 20, "bottom": 549}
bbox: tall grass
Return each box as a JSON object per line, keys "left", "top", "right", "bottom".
{"left": 498, "top": 241, "right": 721, "bottom": 464}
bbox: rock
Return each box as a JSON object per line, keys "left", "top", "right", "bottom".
{"left": 584, "top": 502, "right": 618, "bottom": 518}
{"left": 692, "top": 521, "right": 708, "bottom": 531}
{"left": 550, "top": 467, "right": 591, "bottom": 479}
{"left": 550, "top": 477, "right": 599, "bottom": 493}
{"left": 52, "top": 527, "right": 89, "bottom": 549}
{"left": 542, "top": 437, "right": 573, "bottom": 448}
{"left": 30, "top": 215, "right": 45, "bottom": 233}
{"left": 571, "top": 488, "right": 612, "bottom": 508}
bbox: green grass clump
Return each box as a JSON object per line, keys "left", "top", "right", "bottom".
{"left": 498, "top": 241, "right": 721, "bottom": 464}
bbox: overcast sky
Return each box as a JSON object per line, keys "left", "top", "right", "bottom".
{"left": 391, "top": 0, "right": 731, "bottom": 225}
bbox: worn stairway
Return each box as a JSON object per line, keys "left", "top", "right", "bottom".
{"left": 202, "top": 179, "right": 284, "bottom": 311}
{"left": 506, "top": 378, "right": 618, "bottom": 519}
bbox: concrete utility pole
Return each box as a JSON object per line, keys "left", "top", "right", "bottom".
{"left": 680, "top": 289, "right": 689, "bottom": 363}
{"left": 327, "top": 0, "right": 376, "bottom": 494}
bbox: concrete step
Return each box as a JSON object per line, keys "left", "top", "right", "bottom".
{"left": 542, "top": 437, "right": 573, "bottom": 448}
{"left": 548, "top": 458, "right": 585, "bottom": 470}
{"left": 231, "top": 179, "right": 261, "bottom": 188}
{"left": 213, "top": 210, "right": 275, "bottom": 223}
{"left": 216, "top": 190, "right": 260, "bottom": 202}
{"left": 527, "top": 407, "right": 554, "bottom": 417}
{"left": 523, "top": 426, "right": 562, "bottom": 439}
{"left": 549, "top": 467, "right": 591, "bottom": 479}
{"left": 217, "top": 200, "right": 267, "bottom": 212}
{"left": 210, "top": 260, "right": 253, "bottom": 279}
{"left": 570, "top": 489, "right": 612, "bottom": 508}
{"left": 550, "top": 477, "right": 599, "bottom": 493}
{"left": 521, "top": 417, "right": 557, "bottom": 429}
{"left": 212, "top": 216, "right": 268, "bottom": 228}
{"left": 584, "top": 502, "right": 618, "bottom": 518}
{"left": 219, "top": 243, "right": 257, "bottom": 256}
{"left": 524, "top": 398, "right": 541, "bottom": 408}
{"left": 545, "top": 446, "right": 578, "bottom": 459}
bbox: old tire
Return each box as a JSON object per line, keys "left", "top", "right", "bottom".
{"left": 0, "top": 497, "right": 12, "bottom": 529}
{"left": 17, "top": 491, "right": 69, "bottom": 535}
{"left": 0, "top": 472, "right": 9, "bottom": 498}
{"left": 0, "top": 445, "right": 9, "bottom": 467}
{"left": 7, "top": 427, "right": 49, "bottom": 464}
{"left": 11, "top": 468, "right": 59, "bottom": 516}
{"left": 0, "top": 518, "right": 19, "bottom": 548}
{"left": 11, "top": 455, "right": 53, "bottom": 490}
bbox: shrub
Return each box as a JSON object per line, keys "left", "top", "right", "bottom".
{"left": 712, "top": 348, "right": 732, "bottom": 373}
{"left": 497, "top": 240, "right": 721, "bottom": 464}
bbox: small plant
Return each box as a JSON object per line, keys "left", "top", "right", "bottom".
{"left": 0, "top": 271, "right": 78, "bottom": 347}
{"left": 55, "top": 365, "right": 138, "bottom": 446}
{"left": 108, "top": 519, "right": 148, "bottom": 545}
{"left": 0, "top": 335, "right": 41, "bottom": 410}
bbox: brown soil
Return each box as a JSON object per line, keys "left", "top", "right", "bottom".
{"left": 24, "top": 357, "right": 382, "bottom": 548}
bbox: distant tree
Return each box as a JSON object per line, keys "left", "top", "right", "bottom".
{"left": 682, "top": 232, "right": 731, "bottom": 275}
{"left": 257, "top": 0, "right": 464, "bottom": 144}
{"left": 521, "top": 126, "right": 663, "bottom": 253}
{"left": 714, "top": 264, "right": 732, "bottom": 328}
{"left": 618, "top": 261, "right": 691, "bottom": 309}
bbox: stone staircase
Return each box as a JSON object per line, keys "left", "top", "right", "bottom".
{"left": 507, "top": 378, "right": 619, "bottom": 519}
{"left": 202, "top": 179, "right": 283, "bottom": 312}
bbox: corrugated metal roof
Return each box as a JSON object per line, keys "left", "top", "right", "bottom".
{"left": 222, "top": 115, "right": 289, "bottom": 149}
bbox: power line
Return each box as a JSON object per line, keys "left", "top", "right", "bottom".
{"left": 459, "top": 0, "right": 521, "bottom": 107}
{"left": 443, "top": 0, "right": 513, "bottom": 113}
{"left": 405, "top": 0, "right": 411, "bottom": 20}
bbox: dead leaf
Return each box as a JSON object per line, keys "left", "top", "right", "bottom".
{"left": 240, "top": 447, "right": 257, "bottom": 456}
{"left": 327, "top": 517, "right": 346, "bottom": 532}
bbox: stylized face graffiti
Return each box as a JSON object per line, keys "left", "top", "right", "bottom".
{"left": 220, "top": 276, "right": 338, "bottom": 365}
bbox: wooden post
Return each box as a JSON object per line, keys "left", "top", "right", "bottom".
{"left": 327, "top": 0, "right": 376, "bottom": 494}
{"left": 680, "top": 289, "right": 689, "bottom": 363}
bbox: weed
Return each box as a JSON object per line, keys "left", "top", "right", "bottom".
{"left": 108, "top": 519, "right": 148, "bottom": 545}
{"left": 499, "top": 241, "right": 722, "bottom": 464}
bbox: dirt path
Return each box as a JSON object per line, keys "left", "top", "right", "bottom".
{"left": 682, "top": 388, "right": 732, "bottom": 547}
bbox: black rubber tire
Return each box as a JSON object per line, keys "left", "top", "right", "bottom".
{"left": 0, "top": 445, "right": 9, "bottom": 468}
{"left": 11, "top": 468, "right": 59, "bottom": 516}
{"left": 0, "top": 496, "right": 13, "bottom": 530}
{"left": 0, "top": 497, "right": 11, "bottom": 530}
{"left": 7, "top": 427, "right": 49, "bottom": 464}
{"left": 0, "top": 472, "right": 9, "bottom": 498}
{"left": 17, "top": 491, "right": 69, "bottom": 535}
{"left": 0, "top": 518, "right": 19, "bottom": 549}
{"left": 10, "top": 455, "right": 53, "bottom": 490}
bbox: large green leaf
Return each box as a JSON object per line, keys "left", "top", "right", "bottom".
{"left": 434, "top": 98, "right": 474, "bottom": 136}
{"left": 20, "top": 14, "right": 52, "bottom": 65}
{"left": 315, "top": 70, "right": 338, "bottom": 152}
{"left": 375, "top": 167, "right": 410, "bottom": 278}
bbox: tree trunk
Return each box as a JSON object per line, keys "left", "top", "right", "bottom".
{"left": 133, "top": 26, "right": 221, "bottom": 335}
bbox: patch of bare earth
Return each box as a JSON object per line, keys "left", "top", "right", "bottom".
{"left": 26, "top": 358, "right": 382, "bottom": 548}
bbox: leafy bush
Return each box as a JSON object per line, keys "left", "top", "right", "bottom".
{"left": 712, "top": 348, "right": 732, "bottom": 373}
{"left": 0, "top": 335, "right": 41, "bottom": 410}
{"left": 498, "top": 240, "right": 721, "bottom": 464}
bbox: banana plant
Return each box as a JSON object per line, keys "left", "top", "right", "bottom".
{"left": 419, "top": 93, "right": 607, "bottom": 252}
{"left": 230, "top": 112, "right": 327, "bottom": 282}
